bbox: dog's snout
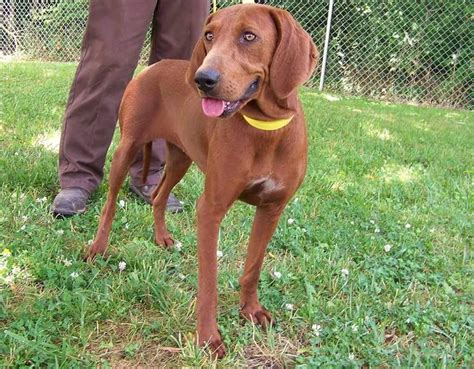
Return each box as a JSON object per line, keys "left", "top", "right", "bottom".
{"left": 194, "top": 69, "right": 220, "bottom": 92}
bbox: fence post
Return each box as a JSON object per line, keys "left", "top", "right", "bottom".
{"left": 319, "top": 0, "right": 334, "bottom": 91}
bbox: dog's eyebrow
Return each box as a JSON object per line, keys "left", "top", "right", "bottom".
{"left": 240, "top": 27, "right": 260, "bottom": 35}
{"left": 203, "top": 23, "right": 218, "bottom": 32}
{"left": 235, "top": 20, "right": 260, "bottom": 32}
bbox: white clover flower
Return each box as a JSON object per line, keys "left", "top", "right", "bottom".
{"left": 119, "top": 200, "right": 125, "bottom": 208}
{"left": 341, "top": 268, "right": 349, "bottom": 277}
{"left": 287, "top": 218, "right": 295, "bottom": 225}
{"left": 178, "top": 273, "right": 186, "bottom": 280}
{"left": 349, "top": 353, "right": 355, "bottom": 361}
{"left": 285, "top": 303, "right": 294, "bottom": 311}
{"left": 70, "top": 272, "right": 79, "bottom": 278}
{"left": 312, "top": 324, "right": 321, "bottom": 336}
{"left": 118, "top": 261, "right": 127, "bottom": 272}
{"left": 293, "top": 197, "right": 299, "bottom": 203}
{"left": 405, "top": 223, "right": 411, "bottom": 229}
{"left": 272, "top": 270, "right": 282, "bottom": 279}
{"left": 302, "top": 228, "right": 307, "bottom": 233}
{"left": 350, "top": 221, "right": 355, "bottom": 225}
{"left": 57, "top": 229, "right": 64, "bottom": 235}
{"left": 174, "top": 241, "right": 182, "bottom": 251}
{"left": 374, "top": 228, "right": 380, "bottom": 233}
{"left": 216, "top": 250, "right": 223, "bottom": 258}
{"left": 369, "top": 220, "right": 375, "bottom": 224}
{"left": 21, "top": 215, "right": 28, "bottom": 222}
{"left": 36, "top": 197, "right": 47, "bottom": 203}
{"left": 20, "top": 225, "right": 26, "bottom": 231}
{"left": 384, "top": 244, "right": 392, "bottom": 252}
{"left": 63, "top": 258, "right": 72, "bottom": 267}
{"left": 5, "top": 274, "right": 14, "bottom": 284}
{"left": 351, "top": 324, "right": 358, "bottom": 332}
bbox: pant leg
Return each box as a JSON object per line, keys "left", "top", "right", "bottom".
{"left": 129, "top": 0, "right": 210, "bottom": 186}
{"left": 150, "top": 0, "right": 210, "bottom": 61}
{"left": 58, "top": 0, "right": 158, "bottom": 193}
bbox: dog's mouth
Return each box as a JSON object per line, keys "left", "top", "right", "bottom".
{"left": 201, "top": 99, "right": 243, "bottom": 118}
{"left": 201, "top": 79, "right": 259, "bottom": 118}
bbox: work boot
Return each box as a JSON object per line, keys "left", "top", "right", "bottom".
{"left": 129, "top": 183, "right": 183, "bottom": 213}
{"left": 52, "top": 187, "right": 90, "bottom": 217}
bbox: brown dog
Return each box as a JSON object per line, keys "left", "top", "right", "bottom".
{"left": 85, "top": 4, "right": 317, "bottom": 357}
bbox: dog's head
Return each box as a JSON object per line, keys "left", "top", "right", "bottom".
{"left": 187, "top": 4, "right": 318, "bottom": 119}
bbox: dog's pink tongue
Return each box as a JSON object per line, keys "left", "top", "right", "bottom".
{"left": 202, "top": 98, "right": 225, "bottom": 117}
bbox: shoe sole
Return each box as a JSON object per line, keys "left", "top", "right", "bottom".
{"left": 52, "top": 206, "right": 86, "bottom": 218}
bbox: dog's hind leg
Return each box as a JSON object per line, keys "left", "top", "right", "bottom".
{"left": 239, "top": 204, "right": 285, "bottom": 328}
{"left": 84, "top": 138, "right": 141, "bottom": 261}
{"left": 152, "top": 142, "right": 192, "bottom": 247}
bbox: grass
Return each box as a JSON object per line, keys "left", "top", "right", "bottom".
{"left": 0, "top": 61, "right": 473, "bottom": 368}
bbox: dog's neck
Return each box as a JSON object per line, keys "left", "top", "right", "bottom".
{"left": 242, "top": 90, "right": 299, "bottom": 122}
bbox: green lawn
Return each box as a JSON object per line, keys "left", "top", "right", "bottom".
{"left": 0, "top": 61, "right": 472, "bottom": 368}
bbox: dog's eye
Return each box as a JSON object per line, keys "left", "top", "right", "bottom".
{"left": 242, "top": 32, "right": 257, "bottom": 42}
{"left": 205, "top": 32, "right": 214, "bottom": 42}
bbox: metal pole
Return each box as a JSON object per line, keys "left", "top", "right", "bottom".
{"left": 319, "top": 0, "right": 334, "bottom": 91}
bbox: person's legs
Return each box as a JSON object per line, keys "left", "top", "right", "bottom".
{"left": 54, "top": 0, "right": 158, "bottom": 215}
{"left": 128, "top": 0, "right": 209, "bottom": 197}
{"left": 149, "top": 0, "right": 210, "bottom": 62}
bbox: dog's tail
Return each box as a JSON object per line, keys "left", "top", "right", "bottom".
{"left": 141, "top": 141, "right": 152, "bottom": 184}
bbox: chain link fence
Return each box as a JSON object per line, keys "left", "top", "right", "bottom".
{"left": 1, "top": 0, "right": 472, "bottom": 108}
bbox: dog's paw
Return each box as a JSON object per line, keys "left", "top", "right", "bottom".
{"left": 206, "top": 337, "right": 226, "bottom": 359}
{"left": 83, "top": 241, "right": 108, "bottom": 262}
{"left": 198, "top": 329, "right": 226, "bottom": 358}
{"left": 155, "top": 232, "right": 175, "bottom": 248}
{"left": 240, "top": 303, "right": 274, "bottom": 330}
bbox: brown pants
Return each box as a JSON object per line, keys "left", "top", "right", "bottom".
{"left": 58, "top": 0, "right": 209, "bottom": 193}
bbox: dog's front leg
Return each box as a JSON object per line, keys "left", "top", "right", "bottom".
{"left": 239, "top": 203, "right": 285, "bottom": 328}
{"left": 84, "top": 138, "right": 141, "bottom": 261}
{"left": 195, "top": 193, "right": 234, "bottom": 358}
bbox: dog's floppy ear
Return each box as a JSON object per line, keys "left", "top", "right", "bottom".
{"left": 269, "top": 9, "right": 318, "bottom": 99}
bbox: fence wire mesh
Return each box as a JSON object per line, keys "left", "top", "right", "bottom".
{"left": 1, "top": 0, "right": 472, "bottom": 108}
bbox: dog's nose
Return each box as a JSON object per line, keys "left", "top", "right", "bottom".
{"left": 194, "top": 69, "right": 220, "bottom": 92}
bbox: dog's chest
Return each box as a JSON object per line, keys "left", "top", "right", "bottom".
{"left": 240, "top": 176, "right": 286, "bottom": 205}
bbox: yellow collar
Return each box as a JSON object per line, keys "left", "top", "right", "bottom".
{"left": 241, "top": 114, "right": 293, "bottom": 131}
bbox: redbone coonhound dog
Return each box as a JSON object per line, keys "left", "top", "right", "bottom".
{"left": 85, "top": 4, "right": 317, "bottom": 357}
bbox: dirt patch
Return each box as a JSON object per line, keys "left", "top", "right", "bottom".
{"left": 88, "top": 319, "right": 181, "bottom": 368}
{"left": 243, "top": 333, "right": 299, "bottom": 368}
